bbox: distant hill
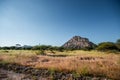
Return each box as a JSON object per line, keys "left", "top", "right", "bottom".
{"left": 62, "top": 36, "right": 96, "bottom": 49}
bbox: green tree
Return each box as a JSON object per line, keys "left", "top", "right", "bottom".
{"left": 116, "top": 39, "right": 120, "bottom": 51}
{"left": 96, "top": 42, "right": 118, "bottom": 51}
{"left": 9, "top": 46, "right": 16, "bottom": 50}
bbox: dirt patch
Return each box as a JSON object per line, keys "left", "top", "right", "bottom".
{"left": 0, "top": 62, "right": 111, "bottom": 80}
{"left": 0, "top": 69, "right": 26, "bottom": 80}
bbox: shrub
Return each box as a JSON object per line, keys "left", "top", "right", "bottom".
{"left": 106, "top": 50, "right": 120, "bottom": 54}
{"left": 80, "top": 67, "right": 89, "bottom": 76}
{"left": 116, "top": 39, "right": 120, "bottom": 51}
{"left": 96, "top": 42, "right": 118, "bottom": 51}
{"left": 57, "top": 47, "right": 65, "bottom": 52}
{"left": 36, "top": 50, "right": 46, "bottom": 55}
{"left": 2, "top": 50, "right": 9, "bottom": 53}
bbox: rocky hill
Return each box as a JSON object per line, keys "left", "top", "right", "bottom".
{"left": 62, "top": 36, "right": 96, "bottom": 49}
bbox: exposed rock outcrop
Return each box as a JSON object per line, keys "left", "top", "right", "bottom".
{"left": 62, "top": 36, "right": 96, "bottom": 49}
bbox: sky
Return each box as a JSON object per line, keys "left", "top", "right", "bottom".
{"left": 0, "top": 0, "right": 120, "bottom": 46}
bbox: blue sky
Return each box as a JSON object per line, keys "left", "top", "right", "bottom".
{"left": 0, "top": 0, "right": 120, "bottom": 46}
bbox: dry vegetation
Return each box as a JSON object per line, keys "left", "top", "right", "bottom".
{"left": 0, "top": 50, "right": 120, "bottom": 79}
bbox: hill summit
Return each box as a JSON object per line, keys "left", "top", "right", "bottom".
{"left": 62, "top": 36, "right": 96, "bottom": 49}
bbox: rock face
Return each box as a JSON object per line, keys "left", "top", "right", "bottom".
{"left": 62, "top": 36, "right": 95, "bottom": 49}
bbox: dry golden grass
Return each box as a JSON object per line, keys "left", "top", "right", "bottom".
{"left": 0, "top": 50, "right": 120, "bottom": 79}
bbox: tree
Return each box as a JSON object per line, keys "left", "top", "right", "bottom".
{"left": 10, "top": 46, "right": 16, "bottom": 50}
{"left": 57, "top": 47, "right": 64, "bottom": 52}
{"left": 116, "top": 39, "right": 120, "bottom": 51}
{"left": 1, "top": 46, "right": 10, "bottom": 50}
{"left": 96, "top": 42, "right": 118, "bottom": 51}
{"left": 116, "top": 39, "right": 120, "bottom": 44}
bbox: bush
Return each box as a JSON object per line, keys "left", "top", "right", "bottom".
{"left": 2, "top": 50, "right": 9, "bottom": 53}
{"left": 96, "top": 42, "right": 118, "bottom": 51}
{"left": 82, "top": 47, "right": 95, "bottom": 51}
{"left": 1, "top": 46, "right": 10, "bottom": 50}
{"left": 57, "top": 47, "right": 65, "bottom": 52}
{"left": 36, "top": 50, "right": 46, "bottom": 55}
{"left": 106, "top": 50, "right": 120, "bottom": 54}
{"left": 116, "top": 39, "right": 120, "bottom": 51}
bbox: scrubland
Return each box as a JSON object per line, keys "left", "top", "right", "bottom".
{"left": 0, "top": 50, "right": 120, "bottom": 80}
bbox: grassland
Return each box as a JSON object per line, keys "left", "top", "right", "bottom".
{"left": 0, "top": 50, "right": 120, "bottom": 79}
